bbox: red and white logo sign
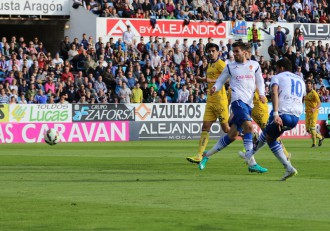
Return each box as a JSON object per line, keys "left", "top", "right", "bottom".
{"left": 107, "top": 19, "right": 226, "bottom": 38}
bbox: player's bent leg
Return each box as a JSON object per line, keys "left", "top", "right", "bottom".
{"left": 310, "top": 127, "right": 318, "bottom": 147}
{"left": 266, "top": 134, "right": 297, "bottom": 181}
{"left": 248, "top": 164, "right": 268, "bottom": 173}
{"left": 239, "top": 131, "right": 267, "bottom": 167}
{"left": 220, "top": 122, "right": 230, "bottom": 134}
{"left": 281, "top": 167, "right": 298, "bottom": 181}
{"left": 239, "top": 121, "right": 268, "bottom": 173}
{"left": 186, "top": 129, "right": 209, "bottom": 164}
{"left": 311, "top": 114, "right": 323, "bottom": 146}
{"left": 277, "top": 138, "right": 291, "bottom": 161}
{"left": 318, "top": 136, "right": 325, "bottom": 147}
{"left": 241, "top": 121, "right": 254, "bottom": 159}
{"left": 187, "top": 121, "right": 213, "bottom": 164}
{"left": 198, "top": 155, "right": 209, "bottom": 170}
{"left": 199, "top": 125, "right": 238, "bottom": 170}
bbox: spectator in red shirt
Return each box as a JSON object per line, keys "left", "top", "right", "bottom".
{"left": 180, "top": 55, "right": 192, "bottom": 69}
{"left": 37, "top": 52, "right": 48, "bottom": 69}
{"left": 303, "top": 4, "right": 311, "bottom": 15}
{"left": 165, "top": 0, "right": 175, "bottom": 14}
{"left": 61, "top": 66, "right": 74, "bottom": 82}
{"left": 319, "top": 12, "right": 328, "bottom": 23}
{"left": 250, "top": 0, "right": 260, "bottom": 13}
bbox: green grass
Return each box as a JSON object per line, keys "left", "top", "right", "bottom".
{"left": 0, "top": 139, "right": 330, "bottom": 231}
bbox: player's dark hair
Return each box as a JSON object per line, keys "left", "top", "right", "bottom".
{"left": 276, "top": 57, "right": 292, "bottom": 72}
{"left": 305, "top": 79, "right": 313, "bottom": 84}
{"left": 207, "top": 43, "right": 220, "bottom": 51}
{"left": 232, "top": 42, "right": 250, "bottom": 51}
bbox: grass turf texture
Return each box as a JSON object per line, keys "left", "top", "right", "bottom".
{"left": 0, "top": 140, "right": 330, "bottom": 231}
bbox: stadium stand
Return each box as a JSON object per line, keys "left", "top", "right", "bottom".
{"left": 0, "top": 0, "right": 330, "bottom": 104}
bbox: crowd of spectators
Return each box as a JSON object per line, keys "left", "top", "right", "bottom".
{"left": 75, "top": 0, "right": 330, "bottom": 24}
{"left": 1, "top": 0, "right": 330, "bottom": 105}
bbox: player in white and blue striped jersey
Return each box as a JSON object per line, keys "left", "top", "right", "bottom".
{"left": 244, "top": 57, "right": 306, "bottom": 181}
{"left": 199, "top": 42, "right": 268, "bottom": 173}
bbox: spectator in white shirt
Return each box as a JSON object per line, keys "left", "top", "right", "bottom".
{"left": 278, "top": 13, "right": 287, "bottom": 22}
{"left": 293, "top": 0, "right": 303, "bottom": 13}
{"left": 122, "top": 25, "right": 134, "bottom": 46}
{"left": 94, "top": 76, "right": 107, "bottom": 94}
{"left": 295, "top": 66, "right": 304, "bottom": 78}
{"left": 151, "top": 50, "right": 161, "bottom": 69}
{"left": 177, "top": 84, "right": 189, "bottom": 103}
{"left": 52, "top": 53, "right": 64, "bottom": 67}
{"left": 118, "top": 82, "right": 132, "bottom": 103}
{"left": 173, "top": 48, "right": 184, "bottom": 67}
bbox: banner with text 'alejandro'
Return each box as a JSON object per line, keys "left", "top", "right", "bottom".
{"left": 129, "top": 103, "right": 226, "bottom": 140}
{"left": 129, "top": 121, "right": 225, "bottom": 141}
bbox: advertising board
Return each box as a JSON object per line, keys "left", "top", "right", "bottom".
{"left": 252, "top": 120, "right": 325, "bottom": 139}
{"left": 129, "top": 121, "right": 226, "bottom": 141}
{"left": 294, "top": 24, "right": 330, "bottom": 40}
{"left": 0, "top": 121, "right": 129, "bottom": 143}
{"left": 72, "top": 104, "right": 135, "bottom": 122}
{"left": 0, "top": 0, "right": 71, "bottom": 15}
{"left": 0, "top": 104, "right": 9, "bottom": 123}
{"left": 133, "top": 103, "right": 204, "bottom": 122}
{"left": 106, "top": 18, "right": 226, "bottom": 39}
{"left": 9, "top": 104, "right": 72, "bottom": 123}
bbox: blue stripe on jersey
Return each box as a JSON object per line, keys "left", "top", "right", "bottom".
{"left": 255, "top": 66, "right": 259, "bottom": 73}
{"left": 227, "top": 65, "right": 232, "bottom": 76}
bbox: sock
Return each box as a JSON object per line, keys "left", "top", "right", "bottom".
{"left": 277, "top": 138, "right": 290, "bottom": 159}
{"left": 197, "top": 131, "right": 209, "bottom": 157}
{"left": 243, "top": 133, "right": 258, "bottom": 166}
{"left": 254, "top": 132, "right": 267, "bottom": 155}
{"left": 268, "top": 141, "right": 293, "bottom": 171}
{"left": 316, "top": 131, "right": 323, "bottom": 140}
{"left": 205, "top": 135, "right": 232, "bottom": 157}
{"left": 248, "top": 156, "right": 257, "bottom": 166}
{"left": 243, "top": 132, "right": 253, "bottom": 158}
{"left": 311, "top": 128, "right": 317, "bottom": 145}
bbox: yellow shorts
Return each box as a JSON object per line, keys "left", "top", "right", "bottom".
{"left": 203, "top": 102, "right": 229, "bottom": 124}
{"left": 306, "top": 112, "right": 318, "bottom": 131}
{"left": 252, "top": 107, "right": 269, "bottom": 130}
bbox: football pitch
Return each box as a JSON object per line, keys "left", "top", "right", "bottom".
{"left": 0, "top": 139, "right": 330, "bottom": 231}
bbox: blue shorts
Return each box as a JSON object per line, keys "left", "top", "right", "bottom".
{"left": 230, "top": 100, "right": 252, "bottom": 130}
{"left": 265, "top": 111, "right": 299, "bottom": 139}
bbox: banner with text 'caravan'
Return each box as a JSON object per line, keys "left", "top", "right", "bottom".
{"left": 0, "top": 121, "right": 129, "bottom": 144}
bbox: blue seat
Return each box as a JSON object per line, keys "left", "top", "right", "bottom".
{"left": 322, "top": 79, "right": 330, "bottom": 88}
{"left": 122, "top": 66, "right": 127, "bottom": 73}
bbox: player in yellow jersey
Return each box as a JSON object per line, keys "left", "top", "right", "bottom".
{"left": 251, "top": 90, "right": 269, "bottom": 131}
{"left": 186, "top": 43, "right": 230, "bottom": 164}
{"left": 304, "top": 79, "right": 324, "bottom": 147}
